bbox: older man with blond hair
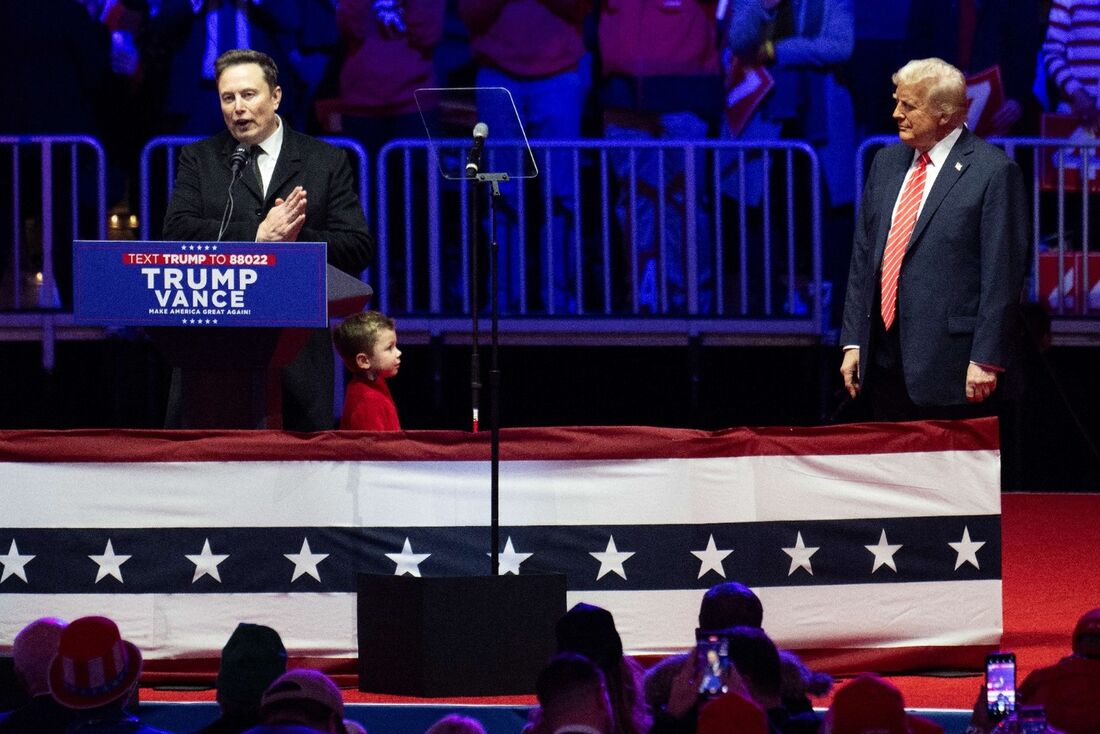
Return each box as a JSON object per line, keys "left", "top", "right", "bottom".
{"left": 840, "top": 57, "right": 1028, "bottom": 421}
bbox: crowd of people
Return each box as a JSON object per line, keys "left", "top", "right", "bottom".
{"left": 3, "top": 583, "right": 1098, "bottom": 734}
{"left": 0, "top": 1, "right": 1092, "bottom": 313}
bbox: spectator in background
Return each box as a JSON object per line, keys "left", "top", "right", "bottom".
{"left": 247, "top": 668, "right": 348, "bottom": 734}
{"left": 848, "top": 1, "right": 912, "bottom": 139}
{"left": 646, "top": 582, "right": 830, "bottom": 734}
{"left": 907, "top": 0, "right": 1045, "bottom": 136}
{"left": 531, "top": 653, "right": 615, "bottom": 734}
{"left": 426, "top": 714, "right": 487, "bottom": 734}
{"left": 336, "top": 0, "right": 444, "bottom": 155}
{"left": 48, "top": 616, "right": 172, "bottom": 734}
{"left": 196, "top": 622, "right": 288, "bottom": 734}
{"left": 724, "top": 0, "right": 856, "bottom": 320}
{"left": 147, "top": 0, "right": 306, "bottom": 135}
{"left": 554, "top": 603, "right": 650, "bottom": 734}
{"left": 720, "top": 627, "right": 820, "bottom": 734}
{"left": 1044, "top": 0, "right": 1100, "bottom": 127}
{"left": 599, "top": 0, "right": 721, "bottom": 314}
{"left": 0, "top": 617, "right": 72, "bottom": 734}
{"left": 825, "top": 675, "right": 942, "bottom": 734}
{"left": 458, "top": 0, "right": 592, "bottom": 314}
{"left": 1016, "top": 607, "right": 1100, "bottom": 734}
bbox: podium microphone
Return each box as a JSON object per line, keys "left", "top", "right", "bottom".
{"left": 229, "top": 144, "right": 250, "bottom": 178}
{"left": 219, "top": 144, "right": 251, "bottom": 241}
{"left": 465, "top": 122, "right": 488, "bottom": 177}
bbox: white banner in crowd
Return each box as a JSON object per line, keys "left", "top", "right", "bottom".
{"left": 0, "top": 420, "right": 1002, "bottom": 670}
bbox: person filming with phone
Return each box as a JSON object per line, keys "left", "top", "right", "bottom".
{"left": 968, "top": 608, "right": 1100, "bottom": 734}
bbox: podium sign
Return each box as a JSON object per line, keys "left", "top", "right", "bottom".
{"left": 73, "top": 240, "right": 328, "bottom": 327}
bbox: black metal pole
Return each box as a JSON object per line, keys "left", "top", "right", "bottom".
{"left": 469, "top": 177, "right": 481, "bottom": 434}
{"left": 488, "top": 179, "right": 502, "bottom": 577}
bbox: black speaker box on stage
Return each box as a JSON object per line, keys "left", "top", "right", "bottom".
{"left": 357, "top": 573, "right": 567, "bottom": 697}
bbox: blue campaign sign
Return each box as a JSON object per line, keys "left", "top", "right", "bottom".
{"left": 73, "top": 240, "right": 329, "bottom": 327}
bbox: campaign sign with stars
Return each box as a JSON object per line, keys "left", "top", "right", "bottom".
{"left": 0, "top": 420, "right": 1003, "bottom": 668}
{"left": 72, "top": 240, "right": 328, "bottom": 327}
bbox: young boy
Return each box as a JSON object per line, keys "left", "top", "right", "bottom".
{"left": 332, "top": 311, "right": 402, "bottom": 430}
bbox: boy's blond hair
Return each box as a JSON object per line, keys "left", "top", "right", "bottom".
{"left": 333, "top": 311, "right": 396, "bottom": 369}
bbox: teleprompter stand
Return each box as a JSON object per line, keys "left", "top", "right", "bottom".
{"left": 353, "top": 89, "right": 563, "bottom": 697}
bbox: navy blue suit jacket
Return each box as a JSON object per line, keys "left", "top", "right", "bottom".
{"left": 840, "top": 127, "right": 1029, "bottom": 407}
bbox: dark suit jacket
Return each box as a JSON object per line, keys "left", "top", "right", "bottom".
{"left": 163, "top": 124, "right": 373, "bottom": 430}
{"left": 840, "top": 127, "right": 1029, "bottom": 407}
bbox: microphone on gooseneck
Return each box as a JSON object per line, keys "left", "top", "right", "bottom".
{"left": 465, "top": 122, "right": 489, "bottom": 177}
{"left": 219, "top": 144, "right": 251, "bottom": 241}
{"left": 229, "top": 144, "right": 250, "bottom": 178}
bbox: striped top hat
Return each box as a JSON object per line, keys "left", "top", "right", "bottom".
{"left": 48, "top": 616, "right": 143, "bottom": 709}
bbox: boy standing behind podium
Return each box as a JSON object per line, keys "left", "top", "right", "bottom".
{"left": 333, "top": 311, "right": 402, "bottom": 430}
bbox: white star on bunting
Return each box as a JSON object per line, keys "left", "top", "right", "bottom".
{"left": 490, "top": 537, "right": 533, "bottom": 575}
{"left": 782, "top": 532, "right": 819, "bottom": 576}
{"left": 691, "top": 534, "right": 733, "bottom": 579}
{"left": 89, "top": 539, "right": 132, "bottom": 583}
{"left": 949, "top": 526, "right": 985, "bottom": 570}
{"left": 0, "top": 539, "right": 35, "bottom": 584}
{"left": 284, "top": 538, "right": 329, "bottom": 582}
{"left": 385, "top": 537, "right": 430, "bottom": 577}
{"left": 186, "top": 539, "right": 229, "bottom": 583}
{"left": 865, "top": 529, "right": 902, "bottom": 573}
{"left": 590, "top": 535, "right": 634, "bottom": 580}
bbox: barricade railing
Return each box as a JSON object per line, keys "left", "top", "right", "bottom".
{"left": 0, "top": 135, "right": 107, "bottom": 310}
{"left": 857, "top": 135, "right": 1100, "bottom": 326}
{"left": 375, "top": 138, "right": 824, "bottom": 338}
{"left": 0, "top": 135, "right": 107, "bottom": 369}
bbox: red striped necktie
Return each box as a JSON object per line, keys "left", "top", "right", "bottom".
{"left": 880, "top": 152, "right": 931, "bottom": 330}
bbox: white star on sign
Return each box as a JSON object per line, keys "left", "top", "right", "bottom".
{"left": 186, "top": 539, "right": 229, "bottom": 583}
{"left": 489, "top": 537, "right": 533, "bottom": 575}
{"left": 782, "top": 532, "right": 819, "bottom": 576}
{"left": 949, "top": 526, "right": 985, "bottom": 570}
{"left": 89, "top": 539, "right": 131, "bottom": 583}
{"left": 691, "top": 534, "right": 733, "bottom": 579}
{"left": 0, "top": 539, "right": 35, "bottom": 584}
{"left": 385, "top": 537, "right": 430, "bottom": 577}
{"left": 865, "top": 529, "right": 902, "bottom": 573}
{"left": 590, "top": 535, "right": 635, "bottom": 580}
{"left": 284, "top": 537, "right": 329, "bottom": 582}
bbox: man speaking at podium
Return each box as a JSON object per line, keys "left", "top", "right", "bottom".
{"left": 163, "top": 48, "right": 373, "bottom": 431}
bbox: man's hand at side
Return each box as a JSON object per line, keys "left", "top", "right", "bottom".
{"left": 840, "top": 348, "right": 860, "bottom": 398}
{"left": 965, "top": 363, "right": 998, "bottom": 403}
{"left": 256, "top": 185, "right": 307, "bottom": 242}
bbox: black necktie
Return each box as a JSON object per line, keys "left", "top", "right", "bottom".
{"left": 252, "top": 144, "right": 265, "bottom": 195}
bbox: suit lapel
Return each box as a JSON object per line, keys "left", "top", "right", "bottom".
{"left": 907, "top": 128, "right": 975, "bottom": 253}
{"left": 265, "top": 125, "right": 303, "bottom": 205}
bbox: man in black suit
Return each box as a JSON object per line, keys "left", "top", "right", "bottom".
{"left": 163, "top": 48, "right": 373, "bottom": 431}
{"left": 840, "top": 57, "right": 1028, "bottom": 421}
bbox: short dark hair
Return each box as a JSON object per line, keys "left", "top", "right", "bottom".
{"left": 215, "top": 49, "right": 279, "bottom": 91}
{"left": 698, "top": 582, "right": 763, "bottom": 631}
{"left": 536, "top": 653, "right": 607, "bottom": 714}
{"left": 724, "top": 626, "right": 782, "bottom": 698}
{"left": 332, "top": 311, "right": 396, "bottom": 368}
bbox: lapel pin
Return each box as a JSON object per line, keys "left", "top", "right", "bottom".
{"left": 955, "top": 161, "right": 963, "bottom": 172}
